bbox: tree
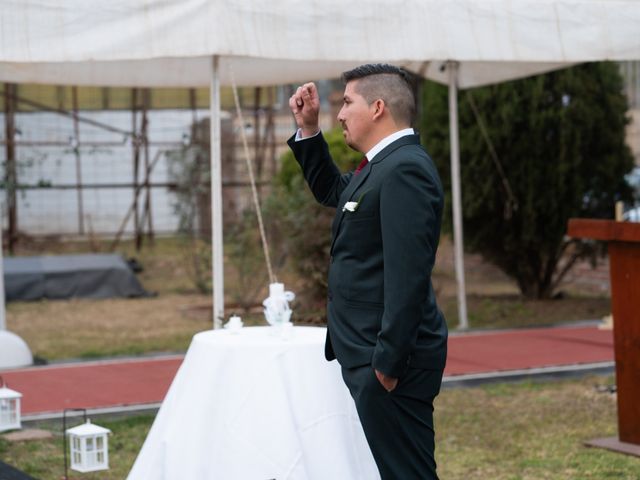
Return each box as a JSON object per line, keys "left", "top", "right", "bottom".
{"left": 419, "top": 62, "right": 634, "bottom": 299}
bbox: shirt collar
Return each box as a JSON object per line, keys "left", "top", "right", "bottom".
{"left": 365, "top": 128, "right": 415, "bottom": 162}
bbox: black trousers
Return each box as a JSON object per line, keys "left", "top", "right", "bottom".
{"left": 341, "top": 365, "right": 443, "bottom": 480}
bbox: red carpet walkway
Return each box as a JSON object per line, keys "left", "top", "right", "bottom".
{"left": 0, "top": 324, "right": 614, "bottom": 420}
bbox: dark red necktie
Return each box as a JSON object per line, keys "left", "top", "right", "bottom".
{"left": 354, "top": 156, "right": 368, "bottom": 176}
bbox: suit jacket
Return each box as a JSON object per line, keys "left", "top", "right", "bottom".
{"left": 288, "top": 132, "right": 447, "bottom": 377}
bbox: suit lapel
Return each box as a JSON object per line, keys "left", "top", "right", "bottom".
{"left": 330, "top": 135, "right": 421, "bottom": 254}
{"left": 330, "top": 163, "right": 371, "bottom": 242}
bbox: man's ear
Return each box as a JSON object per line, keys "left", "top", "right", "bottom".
{"left": 371, "top": 99, "right": 386, "bottom": 121}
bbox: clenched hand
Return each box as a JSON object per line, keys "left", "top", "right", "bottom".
{"left": 289, "top": 82, "right": 320, "bottom": 138}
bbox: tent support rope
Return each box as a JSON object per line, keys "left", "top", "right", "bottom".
{"left": 229, "top": 67, "right": 276, "bottom": 285}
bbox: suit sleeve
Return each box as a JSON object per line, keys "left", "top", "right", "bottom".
{"left": 371, "top": 159, "right": 442, "bottom": 377}
{"left": 287, "top": 132, "right": 352, "bottom": 208}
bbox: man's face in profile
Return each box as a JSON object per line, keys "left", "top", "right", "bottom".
{"left": 337, "top": 80, "right": 374, "bottom": 153}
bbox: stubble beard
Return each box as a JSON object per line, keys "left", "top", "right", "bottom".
{"left": 341, "top": 124, "right": 358, "bottom": 152}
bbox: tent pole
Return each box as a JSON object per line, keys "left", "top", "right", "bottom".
{"left": 4, "top": 84, "right": 17, "bottom": 254}
{"left": 0, "top": 223, "right": 5, "bottom": 331}
{"left": 210, "top": 55, "right": 224, "bottom": 329}
{"left": 447, "top": 61, "right": 469, "bottom": 330}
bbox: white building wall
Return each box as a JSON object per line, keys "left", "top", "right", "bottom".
{"left": 1, "top": 109, "right": 204, "bottom": 236}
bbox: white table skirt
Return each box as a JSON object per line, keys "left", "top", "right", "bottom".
{"left": 128, "top": 326, "right": 379, "bottom": 480}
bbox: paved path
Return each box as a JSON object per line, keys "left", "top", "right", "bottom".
{"left": 446, "top": 324, "right": 613, "bottom": 375}
{"left": 0, "top": 324, "right": 613, "bottom": 420}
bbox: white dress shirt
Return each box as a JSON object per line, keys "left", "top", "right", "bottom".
{"left": 295, "top": 127, "right": 415, "bottom": 163}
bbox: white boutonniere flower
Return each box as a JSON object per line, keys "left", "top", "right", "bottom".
{"left": 342, "top": 189, "right": 370, "bottom": 213}
{"left": 343, "top": 201, "right": 359, "bottom": 212}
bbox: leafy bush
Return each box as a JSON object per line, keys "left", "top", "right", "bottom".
{"left": 420, "top": 62, "right": 634, "bottom": 298}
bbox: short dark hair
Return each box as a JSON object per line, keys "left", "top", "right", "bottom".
{"left": 341, "top": 64, "right": 416, "bottom": 126}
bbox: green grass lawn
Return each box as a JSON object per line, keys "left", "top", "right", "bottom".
{"left": 0, "top": 414, "right": 153, "bottom": 480}
{"left": 436, "top": 377, "right": 639, "bottom": 479}
{"left": 1, "top": 376, "right": 638, "bottom": 479}
{"left": 439, "top": 293, "right": 610, "bottom": 330}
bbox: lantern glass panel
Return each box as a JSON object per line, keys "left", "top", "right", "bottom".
{"left": 70, "top": 436, "right": 78, "bottom": 468}
{"left": 0, "top": 398, "right": 19, "bottom": 431}
{"left": 9, "top": 400, "right": 17, "bottom": 423}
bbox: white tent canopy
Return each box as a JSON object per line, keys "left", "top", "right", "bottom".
{"left": 1, "top": 0, "right": 639, "bottom": 331}
{"left": 1, "top": 0, "right": 639, "bottom": 88}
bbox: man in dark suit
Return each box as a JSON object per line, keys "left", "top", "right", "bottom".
{"left": 287, "top": 64, "right": 447, "bottom": 480}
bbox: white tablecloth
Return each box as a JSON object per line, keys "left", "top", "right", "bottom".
{"left": 128, "top": 326, "right": 379, "bottom": 480}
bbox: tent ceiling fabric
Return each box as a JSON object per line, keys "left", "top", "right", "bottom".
{"left": 1, "top": 0, "right": 639, "bottom": 88}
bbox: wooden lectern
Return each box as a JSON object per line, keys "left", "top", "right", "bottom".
{"left": 568, "top": 218, "right": 640, "bottom": 457}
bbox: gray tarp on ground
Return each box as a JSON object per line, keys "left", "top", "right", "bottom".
{"left": 3, "top": 254, "right": 151, "bottom": 301}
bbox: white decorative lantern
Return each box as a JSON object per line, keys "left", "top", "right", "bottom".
{"left": 66, "top": 419, "right": 111, "bottom": 473}
{"left": 0, "top": 377, "right": 21, "bottom": 432}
